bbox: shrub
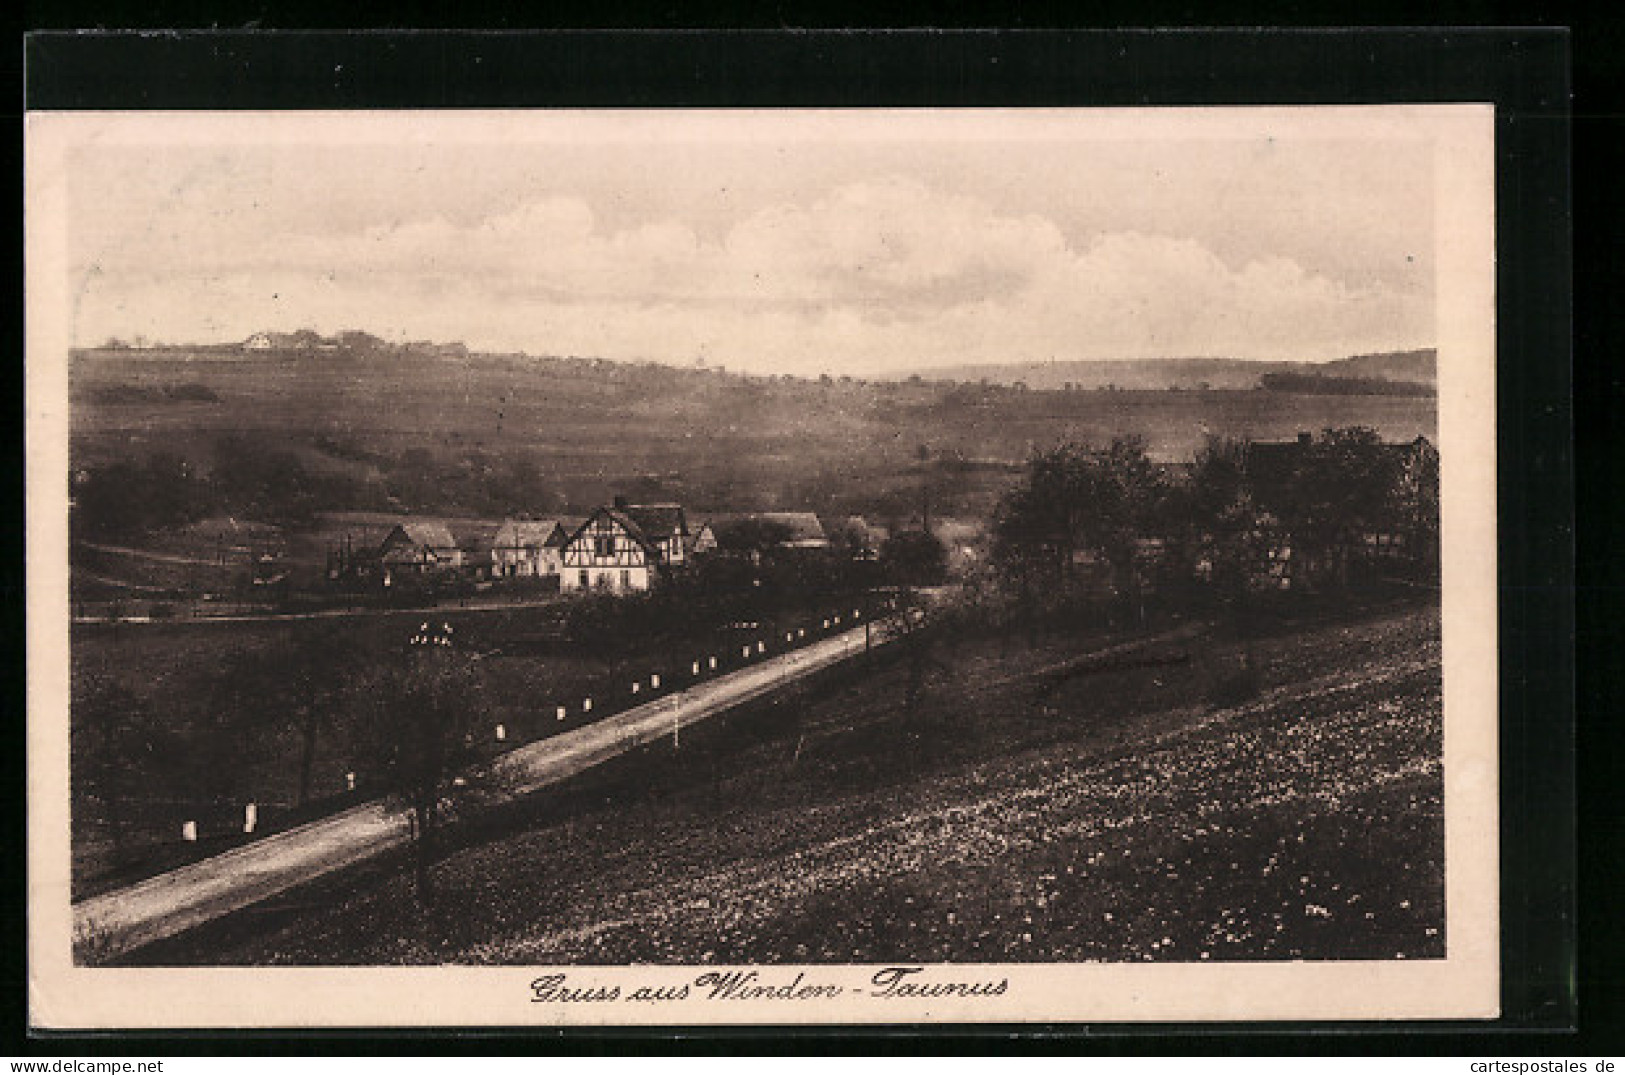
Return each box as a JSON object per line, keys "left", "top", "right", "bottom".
{"left": 1208, "top": 650, "right": 1261, "bottom": 710}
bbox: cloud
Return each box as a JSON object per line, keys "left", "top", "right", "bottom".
{"left": 71, "top": 175, "right": 1432, "bottom": 372}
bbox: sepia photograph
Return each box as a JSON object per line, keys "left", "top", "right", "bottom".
{"left": 26, "top": 105, "right": 1498, "bottom": 1027}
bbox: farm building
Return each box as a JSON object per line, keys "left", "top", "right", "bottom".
{"left": 1240, "top": 432, "right": 1439, "bottom": 590}
{"left": 691, "top": 512, "right": 830, "bottom": 556}
{"left": 561, "top": 497, "right": 690, "bottom": 594}
{"left": 492, "top": 519, "right": 568, "bottom": 579}
{"left": 378, "top": 522, "right": 465, "bottom": 583}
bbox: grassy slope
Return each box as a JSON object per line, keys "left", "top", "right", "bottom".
{"left": 140, "top": 601, "right": 1443, "bottom": 966}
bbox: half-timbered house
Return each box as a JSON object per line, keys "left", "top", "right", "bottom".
{"left": 560, "top": 498, "right": 690, "bottom": 594}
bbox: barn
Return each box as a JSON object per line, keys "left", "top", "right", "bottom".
{"left": 378, "top": 522, "right": 464, "bottom": 584}
{"left": 691, "top": 512, "right": 830, "bottom": 556}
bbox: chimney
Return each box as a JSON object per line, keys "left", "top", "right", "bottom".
{"left": 612, "top": 494, "right": 629, "bottom": 511}
{"left": 1296, "top": 431, "right": 1312, "bottom": 446}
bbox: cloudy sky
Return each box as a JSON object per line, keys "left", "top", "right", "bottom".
{"left": 59, "top": 109, "right": 1437, "bottom": 375}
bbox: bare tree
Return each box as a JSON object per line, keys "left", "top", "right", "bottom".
{"left": 353, "top": 622, "right": 488, "bottom": 907}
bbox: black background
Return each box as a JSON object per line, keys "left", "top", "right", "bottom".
{"left": 10, "top": 19, "right": 1595, "bottom": 1057}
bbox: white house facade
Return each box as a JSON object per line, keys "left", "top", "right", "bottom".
{"left": 492, "top": 519, "right": 567, "bottom": 579}
{"left": 560, "top": 499, "right": 689, "bottom": 594}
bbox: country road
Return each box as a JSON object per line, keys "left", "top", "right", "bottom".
{"left": 78, "top": 541, "right": 229, "bottom": 566}
{"left": 72, "top": 618, "right": 891, "bottom": 963}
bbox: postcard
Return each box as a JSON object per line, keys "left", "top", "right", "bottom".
{"left": 26, "top": 105, "right": 1497, "bottom": 1027}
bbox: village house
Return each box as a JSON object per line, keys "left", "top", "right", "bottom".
{"left": 1239, "top": 432, "right": 1439, "bottom": 590}
{"left": 561, "top": 497, "right": 690, "bottom": 594}
{"left": 491, "top": 519, "right": 568, "bottom": 580}
{"left": 691, "top": 512, "right": 830, "bottom": 557}
{"left": 377, "top": 522, "right": 464, "bottom": 586}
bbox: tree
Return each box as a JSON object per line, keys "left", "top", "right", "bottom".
{"left": 992, "top": 438, "right": 1167, "bottom": 589}
{"left": 71, "top": 455, "right": 207, "bottom": 538}
{"left": 879, "top": 530, "right": 948, "bottom": 588}
{"left": 273, "top": 623, "right": 367, "bottom": 807}
{"left": 1252, "top": 427, "right": 1405, "bottom": 588}
{"left": 355, "top": 623, "right": 488, "bottom": 907}
{"left": 1186, "top": 435, "right": 1267, "bottom": 603}
{"left": 1390, "top": 437, "right": 1441, "bottom": 577}
{"left": 336, "top": 329, "right": 386, "bottom": 352}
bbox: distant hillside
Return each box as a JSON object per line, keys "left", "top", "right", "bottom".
{"left": 901, "top": 357, "right": 1294, "bottom": 391}
{"left": 903, "top": 349, "right": 1437, "bottom": 392}
{"left": 68, "top": 343, "right": 1436, "bottom": 531}
{"left": 1313, "top": 349, "right": 1436, "bottom": 385}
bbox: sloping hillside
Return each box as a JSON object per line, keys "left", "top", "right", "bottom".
{"left": 1315, "top": 348, "right": 1436, "bottom": 385}
{"left": 137, "top": 601, "right": 1443, "bottom": 966}
{"left": 904, "top": 349, "right": 1436, "bottom": 391}
{"left": 67, "top": 345, "right": 1437, "bottom": 526}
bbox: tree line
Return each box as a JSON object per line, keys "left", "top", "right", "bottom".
{"left": 986, "top": 426, "right": 1439, "bottom": 630}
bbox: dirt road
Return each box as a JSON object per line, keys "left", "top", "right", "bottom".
{"left": 72, "top": 619, "right": 888, "bottom": 963}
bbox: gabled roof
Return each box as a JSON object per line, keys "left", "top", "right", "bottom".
{"left": 565, "top": 507, "right": 659, "bottom": 557}
{"left": 564, "top": 503, "right": 689, "bottom": 559}
{"left": 494, "top": 519, "right": 567, "bottom": 549}
{"left": 388, "top": 522, "right": 459, "bottom": 550}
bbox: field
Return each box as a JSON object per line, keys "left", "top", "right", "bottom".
{"left": 70, "top": 596, "right": 864, "bottom": 898}
{"left": 68, "top": 347, "right": 1436, "bottom": 525}
{"left": 130, "top": 598, "right": 1444, "bottom": 966}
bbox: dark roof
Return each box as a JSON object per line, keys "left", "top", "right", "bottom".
{"left": 703, "top": 512, "right": 828, "bottom": 546}
{"left": 620, "top": 503, "right": 688, "bottom": 542}
{"left": 564, "top": 503, "right": 689, "bottom": 559}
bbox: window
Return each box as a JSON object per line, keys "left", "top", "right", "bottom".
{"left": 621, "top": 569, "right": 632, "bottom": 590}
{"left": 595, "top": 536, "right": 615, "bottom": 559}
{"left": 579, "top": 570, "right": 590, "bottom": 589}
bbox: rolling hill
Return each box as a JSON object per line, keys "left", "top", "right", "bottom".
{"left": 65, "top": 344, "right": 1438, "bottom": 528}
{"left": 902, "top": 349, "right": 1436, "bottom": 392}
